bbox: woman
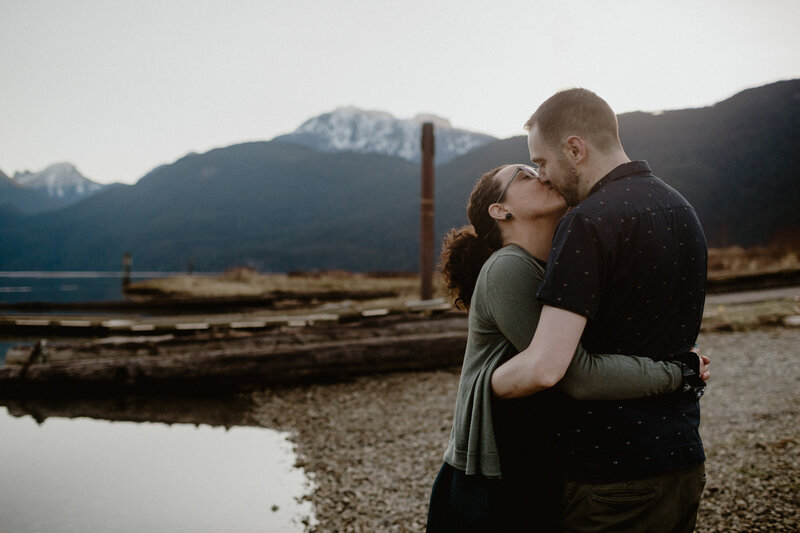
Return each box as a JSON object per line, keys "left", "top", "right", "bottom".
{"left": 426, "top": 164, "right": 708, "bottom": 532}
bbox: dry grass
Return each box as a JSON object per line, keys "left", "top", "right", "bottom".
{"left": 127, "top": 268, "right": 442, "bottom": 300}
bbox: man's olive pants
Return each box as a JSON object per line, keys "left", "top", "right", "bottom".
{"left": 561, "top": 462, "right": 706, "bottom": 533}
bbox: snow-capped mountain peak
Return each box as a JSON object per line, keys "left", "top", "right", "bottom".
{"left": 276, "top": 107, "right": 496, "bottom": 164}
{"left": 13, "top": 163, "right": 105, "bottom": 199}
{"left": 411, "top": 113, "right": 453, "bottom": 129}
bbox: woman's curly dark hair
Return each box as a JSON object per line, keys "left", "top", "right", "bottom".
{"left": 439, "top": 166, "right": 505, "bottom": 309}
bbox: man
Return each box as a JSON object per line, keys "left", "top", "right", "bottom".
{"left": 491, "top": 88, "right": 707, "bottom": 532}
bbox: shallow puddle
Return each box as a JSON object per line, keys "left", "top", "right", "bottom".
{"left": 0, "top": 407, "right": 315, "bottom": 532}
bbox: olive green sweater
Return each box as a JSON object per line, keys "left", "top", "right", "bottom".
{"left": 443, "top": 245, "right": 683, "bottom": 478}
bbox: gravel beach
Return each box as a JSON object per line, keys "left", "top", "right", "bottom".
{"left": 248, "top": 327, "right": 800, "bottom": 532}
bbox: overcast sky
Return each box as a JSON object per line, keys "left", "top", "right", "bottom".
{"left": 2, "top": 0, "right": 798, "bottom": 185}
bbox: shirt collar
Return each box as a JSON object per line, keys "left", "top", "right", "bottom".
{"left": 587, "top": 160, "right": 652, "bottom": 197}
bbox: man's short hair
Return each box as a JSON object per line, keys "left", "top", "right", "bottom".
{"left": 524, "top": 88, "right": 621, "bottom": 152}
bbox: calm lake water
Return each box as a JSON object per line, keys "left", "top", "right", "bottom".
{"left": 0, "top": 271, "right": 191, "bottom": 305}
{"left": 0, "top": 407, "right": 316, "bottom": 532}
{"left": 0, "top": 271, "right": 198, "bottom": 365}
{"left": 1, "top": 273, "right": 318, "bottom": 531}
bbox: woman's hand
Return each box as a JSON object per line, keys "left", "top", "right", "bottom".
{"left": 690, "top": 345, "right": 710, "bottom": 382}
{"left": 668, "top": 345, "right": 708, "bottom": 402}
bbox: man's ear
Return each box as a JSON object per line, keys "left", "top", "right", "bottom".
{"left": 564, "top": 135, "right": 586, "bottom": 164}
{"left": 488, "top": 203, "right": 508, "bottom": 221}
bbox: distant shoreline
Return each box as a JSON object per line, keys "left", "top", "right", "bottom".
{"left": 0, "top": 271, "right": 205, "bottom": 279}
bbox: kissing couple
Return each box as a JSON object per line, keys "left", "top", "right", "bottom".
{"left": 427, "top": 88, "right": 710, "bottom": 533}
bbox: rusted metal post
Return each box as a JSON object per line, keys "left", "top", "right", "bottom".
{"left": 420, "top": 123, "right": 435, "bottom": 300}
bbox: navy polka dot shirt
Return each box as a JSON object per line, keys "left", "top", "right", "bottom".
{"left": 538, "top": 161, "right": 707, "bottom": 482}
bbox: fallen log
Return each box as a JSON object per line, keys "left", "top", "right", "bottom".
{"left": 707, "top": 267, "right": 800, "bottom": 293}
{"left": 0, "top": 331, "right": 467, "bottom": 395}
{"left": 0, "top": 289, "right": 400, "bottom": 314}
{"left": 0, "top": 315, "right": 468, "bottom": 396}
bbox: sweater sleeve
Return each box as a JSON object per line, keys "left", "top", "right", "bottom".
{"left": 557, "top": 344, "right": 683, "bottom": 400}
{"left": 485, "top": 248, "right": 683, "bottom": 400}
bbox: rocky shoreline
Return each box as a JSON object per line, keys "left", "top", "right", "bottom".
{"left": 247, "top": 326, "right": 800, "bottom": 532}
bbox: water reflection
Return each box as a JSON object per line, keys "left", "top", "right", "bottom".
{"left": 0, "top": 403, "right": 315, "bottom": 532}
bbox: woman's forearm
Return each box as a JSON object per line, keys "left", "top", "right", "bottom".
{"left": 556, "top": 346, "right": 683, "bottom": 400}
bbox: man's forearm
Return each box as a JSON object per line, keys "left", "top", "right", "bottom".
{"left": 491, "top": 305, "right": 587, "bottom": 398}
{"left": 491, "top": 346, "right": 559, "bottom": 398}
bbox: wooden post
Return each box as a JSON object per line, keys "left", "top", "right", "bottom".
{"left": 420, "top": 123, "right": 435, "bottom": 300}
{"left": 122, "top": 253, "right": 132, "bottom": 289}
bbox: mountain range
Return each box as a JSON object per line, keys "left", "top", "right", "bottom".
{"left": 1, "top": 80, "right": 798, "bottom": 272}
{"left": 1, "top": 108, "right": 493, "bottom": 216}
{"left": 0, "top": 163, "right": 109, "bottom": 214}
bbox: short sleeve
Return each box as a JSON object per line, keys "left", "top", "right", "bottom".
{"left": 537, "top": 212, "right": 607, "bottom": 319}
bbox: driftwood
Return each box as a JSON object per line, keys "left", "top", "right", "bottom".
{"left": 0, "top": 289, "right": 400, "bottom": 314}
{"left": 0, "top": 299, "right": 452, "bottom": 338}
{"left": 0, "top": 315, "right": 468, "bottom": 396}
{"left": 707, "top": 267, "right": 800, "bottom": 293}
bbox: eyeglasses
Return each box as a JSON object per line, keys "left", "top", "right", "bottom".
{"left": 495, "top": 165, "right": 540, "bottom": 203}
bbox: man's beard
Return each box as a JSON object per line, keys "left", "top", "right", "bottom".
{"left": 556, "top": 157, "right": 582, "bottom": 206}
